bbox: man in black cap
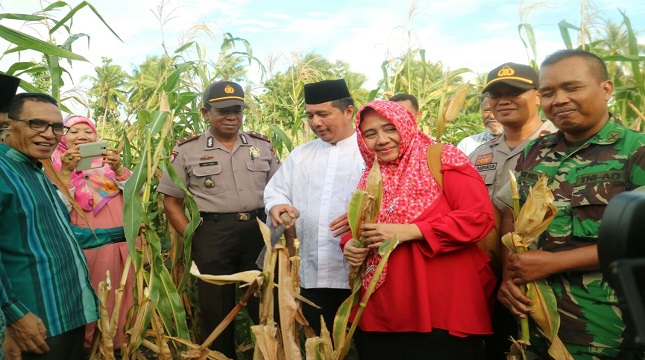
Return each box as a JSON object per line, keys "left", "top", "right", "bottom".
{"left": 0, "top": 74, "right": 21, "bottom": 142}
{"left": 264, "top": 79, "right": 365, "bottom": 335}
{"left": 469, "top": 62, "right": 556, "bottom": 360}
{"left": 158, "top": 80, "right": 280, "bottom": 358}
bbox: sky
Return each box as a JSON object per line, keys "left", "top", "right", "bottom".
{"left": 1, "top": 0, "right": 644, "bottom": 108}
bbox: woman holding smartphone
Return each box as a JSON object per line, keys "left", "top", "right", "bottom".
{"left": 52, "top": 115, "right": 133, "bottom": 353}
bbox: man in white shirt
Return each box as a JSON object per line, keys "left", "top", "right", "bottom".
{"left": 264, "top": 79, "right": 364, "bottom": 335}
{"left": 457, "top": 94, "right": 504, "bottom": 155}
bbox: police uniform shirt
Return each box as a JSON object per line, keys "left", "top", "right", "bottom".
{"left": 158, "top": 130, "right": 279, "bottom": 213}
{"left": 469, "top": 120, "right": 557, "bottom": 210}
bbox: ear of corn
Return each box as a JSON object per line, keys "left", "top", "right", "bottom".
{"left": 502, "top": 174, "right": 572, "bottom": 360}
{"left": 347, "top": 159, "right": 382, "bottom": 249}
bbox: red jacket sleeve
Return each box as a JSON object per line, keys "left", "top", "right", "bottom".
{"left": 413, "top": 162, "right": 494, "bottom": 257}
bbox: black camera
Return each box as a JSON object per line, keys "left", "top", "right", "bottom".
{"left": 598, "top": 191, "right": 645, "bottom": 347}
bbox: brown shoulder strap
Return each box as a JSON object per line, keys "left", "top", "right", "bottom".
{"left": 426, "top": 143, "right": 445, "bottom": 190}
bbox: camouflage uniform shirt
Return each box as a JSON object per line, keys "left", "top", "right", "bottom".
{"left": 514, "top": 115, "right": 645, "bottom": 356}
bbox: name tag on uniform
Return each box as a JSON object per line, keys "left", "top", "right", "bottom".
{"left": 200, "top": 161, "right": 218, "bottom": 167}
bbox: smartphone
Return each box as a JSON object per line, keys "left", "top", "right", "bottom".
{"left": 77, "top": 140, "right": 108, "bottom": 171}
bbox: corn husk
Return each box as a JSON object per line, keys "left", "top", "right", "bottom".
{"left": 502, "top": 174, "right": 572, "bottom": 360}
{"left": 347, "top": 159, "right": 382, "bottom": 249}
{"left": 443, "top": 83, "right": 469, "bottom": 123}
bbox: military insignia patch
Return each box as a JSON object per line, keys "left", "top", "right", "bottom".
{"left": 176, "top": 133, "right": 199, "bottom": 146}
{"left": 239, "top": 134, "right": 248, "bottom": 144}
{"left": 248, "top": 131, "right": 271, "bottom": 143}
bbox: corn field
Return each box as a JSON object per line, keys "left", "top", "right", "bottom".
{"left": 1, "top": 1, "right": 644, "bottom": 359}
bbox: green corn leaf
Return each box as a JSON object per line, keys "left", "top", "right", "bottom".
{"left": 0, "top": 24, "right": 87, "bottom": 61}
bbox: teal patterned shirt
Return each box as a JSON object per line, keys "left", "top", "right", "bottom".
{"left": 0, "top": 144, "right": 124, "bottom": 337}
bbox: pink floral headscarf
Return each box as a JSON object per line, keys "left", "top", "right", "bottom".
{"left": 52, "top": 115, "right": 120, "bottom": 214}
{"left": 355, "top": 100, "right": 468, "bottom": 289}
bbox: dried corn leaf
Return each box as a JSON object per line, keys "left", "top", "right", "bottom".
{"left": 122, "top": 288, "right": 152, "bottom": 359}
{"left": 168, "top": 336, "right": 228, "bottom": 359}
{"left": 149, "top": 303, "right": 173, "bottom": 360}
{"left": 277, "top": 244, "right": 304, "bottom": 360}
{"left": 305, "top": 317, "right": 333, "bottom": 360}
{"left": 190, "top": 261, "right": 261, "bottom": 285}
{"left": 251, "top": 323, "right": 281, "bottom": 360}
{"left": 257, "top": 219, "right": 277, "bottom": 325}
{"left": 93, "top": 274, "right": 116, "bottom": 360}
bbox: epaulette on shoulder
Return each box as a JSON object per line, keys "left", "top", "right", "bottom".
{"left": 176, "top": 133, "right": 200, "bottom": 146}
{"left": 248, "top": 131, "right": 271, "bottom": 143}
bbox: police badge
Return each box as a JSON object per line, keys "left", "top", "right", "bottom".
{"left": 249, "top": 146, "right": 260, "bottom": 160}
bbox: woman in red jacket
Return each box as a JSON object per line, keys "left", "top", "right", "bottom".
{"left": 342, "top": 100, "right": 496, "bottom": 359}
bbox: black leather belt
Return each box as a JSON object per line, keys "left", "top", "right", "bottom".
{"left": 200, "top": 209, "right": 263, "bottom": 222}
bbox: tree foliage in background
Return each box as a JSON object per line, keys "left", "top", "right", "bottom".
{"left": 250, "top": 53, "right": 368, "bottom": 154}
{"left": 83, "top": 57, "right": 128, "bottom": 126}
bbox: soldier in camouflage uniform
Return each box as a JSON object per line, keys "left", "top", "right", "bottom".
{"left": 497, "top": 49, "right": 645, "bottom": 359}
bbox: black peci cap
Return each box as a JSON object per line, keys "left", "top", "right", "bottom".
{"left": 304, "top": 79, "right": 351, "bottom": 105}
{"left": 0, "top": 74, "right": 21, "bottom": 113}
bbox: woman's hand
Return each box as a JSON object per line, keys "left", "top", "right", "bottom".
{"left": 102, "top": 147, "right": 124, "bottom": 175}
{"left": 343, "top": 239, "right": 369, "bottom": 267}
{"left": 361, "top": 223, "right": 422, "bottom": 248}
{"left": 60, "top": 145, "right": 80, "bottom": 174}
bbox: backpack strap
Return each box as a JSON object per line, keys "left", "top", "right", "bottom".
{"left": 426, "top": 143, "right": 445, "bottom": 190}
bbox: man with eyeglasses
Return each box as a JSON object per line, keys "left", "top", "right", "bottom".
{"left": 157, "top": 80, "right": 279, "bottom": 358}
{"left": 0, "top": 93, "right": 126, "bottom": 359}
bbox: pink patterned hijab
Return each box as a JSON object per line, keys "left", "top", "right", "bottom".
{"left": 356, "top": 100, "right": 441, "bottom": 224}
{"left": 52, "top": 115, "right": 120, "bottom": 214}
{"left": 355, "top": 100, "right": 469, "bottom": 289}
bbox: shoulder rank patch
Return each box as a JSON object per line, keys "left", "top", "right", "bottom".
{"left": 176, "top": 133, "right": 200, "bottom": 146}
{"left": 248, "top": 131, "right": 271, "bottom": 143}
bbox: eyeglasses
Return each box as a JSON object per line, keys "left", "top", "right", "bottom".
{"left": 8, "top": 117, "right": 69, "bottom": 135}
